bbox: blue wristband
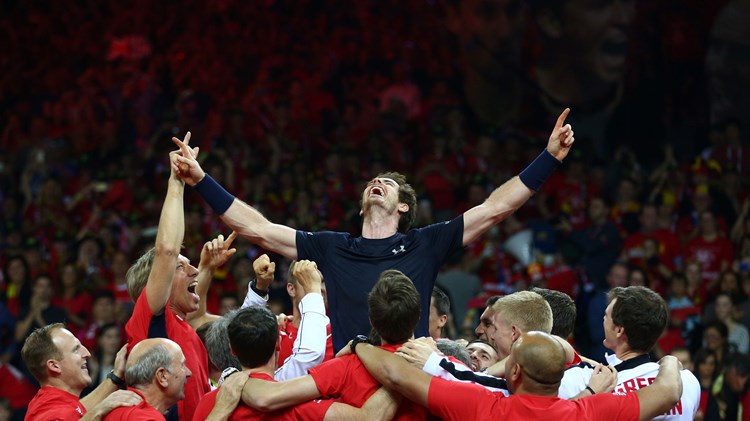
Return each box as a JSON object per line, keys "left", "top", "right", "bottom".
{"left": 193, "top": 174, "right": 235, "bottom": 215}
{"left": 518, "top": 149, "right": 561, "bottom": 191}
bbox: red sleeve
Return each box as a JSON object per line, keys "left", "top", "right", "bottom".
{"left": 427, "top": 376, "right": 491, "bottom": 420}
{"left": 308, "top": 357, "right": 352, "bottom": 398}
{"left": 125, "top": 291, "right": 152, "bottom": 352}
{"left": 577, "top": 392, "right": 640, "bottom": 421}
{"left": 192, "top": 389, "right": 218, "bottom": 421}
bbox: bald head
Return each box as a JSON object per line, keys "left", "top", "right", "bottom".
{"left": 507, "top": 331, "right": 566, "bottom": 395}
{"left": 126, "top": 338, "right": 182, "bottom": 387}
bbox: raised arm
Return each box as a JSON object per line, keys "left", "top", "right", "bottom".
{"left": 635, "top": 356, "right": 683, "bottom": 421}
{"left": 145, "top": 134, "right": 189, "bottom": 315}
{"left": 172, "top": 137, "right": 298, "bottom": 259}
{"left": 355, "top": 342, "right": 432, "bottom": 408}
{"left": 188, "top": 232, "right": 238, "bottom": 329}
{"left": 275, "top": 260, "right": 328, "bottom": 380}
{"left": 462, "top": 108, "right": 575, "bottom": 245}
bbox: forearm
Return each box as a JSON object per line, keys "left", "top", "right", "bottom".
{"left": 324, "top": 388, "right": 400, "bottom": 421}
{"left": 356, "top": 343, "right": 430, "bottom": 407}
{"left": 462, "top": 177, "right": 534, "bottom": 245}
{"left": 275, "top": 294, "right": 328, "bottom": 380}
{"left": 14, "top": 314, "right": 35, "bottom": 341}
{"left": 240, "top": 376, "right": 320, "bottom": 412}
{"left": 220, "top": 200, "right": 297, "bottom": 259}
{"left": 79, "top": 377, "right": 118, "bottom": 412}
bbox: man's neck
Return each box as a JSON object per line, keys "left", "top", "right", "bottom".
{"left": 247, "top": 359, "right": 276, "bottom": 377}
{"left": 291, "top": 301, "right": 301, "bottom": 328}
{"left": 43, "top": 380, "right": 81, "bottom": 398}
{"left": 136, "top": 385, "right": 171, "bottom": 414}
{"left": 361, "top": 210, "right": 399, "bottom": 239}
{"left": 168, "top": 304, "right": 186, "bottom": 320}
{"left": 615, "top": 348, "right": 643, "bottom": 362}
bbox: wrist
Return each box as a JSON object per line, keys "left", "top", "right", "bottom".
{"left": 585, "top": 385, "right": 596, "bottom": 395}
{"left": 250, "top": 280, "right": 269, "bottom": 297}
{"left": 350, "top": 335, "right": 370, "bottom": 355}
{"left": 193, "top": 174, "right": 235, "bottom": 215}
{"left": 107, "top": 369, "right": 126, "bottom": 388}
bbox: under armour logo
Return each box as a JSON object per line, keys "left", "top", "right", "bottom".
{"left": 392, "top": 245, "right": 406, "bottom": 255}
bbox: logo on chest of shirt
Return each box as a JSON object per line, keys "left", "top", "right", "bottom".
{"left": 392, "top": 245, "right": 406, "bottom": 255}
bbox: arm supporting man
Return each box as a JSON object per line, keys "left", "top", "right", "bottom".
{"left": 355, "top": 342, "right": 431, "bottom": 408}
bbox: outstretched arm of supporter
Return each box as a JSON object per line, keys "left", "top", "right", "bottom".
{"left": 188, "top": 232, "right": 238, "bottom": 329}
{"left": 356, "top": 343, "right": 431, "bottom": 408}
{"left": 275, "top": 260, "right": 328, "bottom": 380}
{"left": 144, "top": 134, "right": 189, "bottom": 315}
{"left": 172, "top": 137, "right": 298, "bottom": 259}
{"left": 635, "top": 356, "right": 683, "bottom": 421}
{"left": 324, "top": 387, "right": 401, "bottom": 421}
{"left": 462, "top": 108, "right": 574, "bottom": 246}
{"left": 240, "top": 375, "right": 321, "bottom": 412}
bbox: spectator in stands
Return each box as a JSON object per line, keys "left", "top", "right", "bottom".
{"left": 429, "top": 287, "right": 451, "bottom": 340}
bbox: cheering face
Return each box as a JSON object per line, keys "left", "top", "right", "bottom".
{"left": 51, "top": 328, "right": 93, "bottom": 391}
{"left": 169, "top": 255, "right": 200, "bottom": 316}
{"left": 361, "top": 177, "right": 402, "bottom": 216}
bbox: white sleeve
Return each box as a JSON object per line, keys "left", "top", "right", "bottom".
{"left": 679, "top": 369, "right": 702, "bottom": 419}
{"left": 241, "top": 285, "right": 268, "bottom": 308}
{"left": 423, "top": 352, "right": 472, "bottom": 379}
{"left": 274, "top": 293, "right": 328, "bottom": 381}
{"left": 557, "top": 366, "right": 593, "bottom": 399}
{"left": 423, "top": 352, "right": 509, "bottom": 395}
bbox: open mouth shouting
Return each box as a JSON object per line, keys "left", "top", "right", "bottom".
{"left": 187, "top": 281, "right": 200, "bottom": 303}
{"left": 369, "top": 186, "right": 385, "bottom": 197}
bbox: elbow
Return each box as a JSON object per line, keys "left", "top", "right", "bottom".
{"left": 154, "top": 241, "right": 180, "bottom": 258}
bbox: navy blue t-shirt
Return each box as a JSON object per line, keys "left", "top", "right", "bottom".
{"left": 296, "top": 216, "right": 464, "bottom": 351}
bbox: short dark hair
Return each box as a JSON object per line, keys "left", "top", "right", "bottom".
{"left": 21, "top": 323, "right": 65, "bottom": 382}
{"left": 431, "top": 287, "right": 451, "bottom": 317}
{"left": 725, "top": 352, "right": 750, "bottom": 377}
{"left": 375, "top": 172, "right": 417, "bottom": 233}
{"left": 531, "top": 287, "right": 576, "bottom": 338}
{"left": 227, "top": 306, "right": 278, "bottom": 368}
{"left": 368, "top": 270, "right": 420, "bottom": 344}
{"left": 608, "top": 286, "right": 668, "bottom": 353}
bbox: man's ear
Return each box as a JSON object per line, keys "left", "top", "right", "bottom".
{"left": 509, "top": 362, "right": 522, "bottom": 382}
{"left": 286, "top": 282, "right": 296, "bottom": 299}
{"left": 510, "top": 325, "right": 521, "bottom": 341}
{"left": 156, "top": 367, "right": 169, "bottom": 388}
{"left": 398, "top": 203, "right": 409, "bottom": 214}
{"left": 535, "top": 9, "right": 562, "bottom": 39}
{"left": 46, "top": 359, "right": 62, "bottom": 376}
{"left": 438, "top": 314, "right": 448, "bottom": 329}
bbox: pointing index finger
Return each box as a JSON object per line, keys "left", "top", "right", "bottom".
{"left": 555, "top": 108, "right": 571, "bottom": 130}
{"left": 226, "top": 231, "right": 238, "bottom": 248}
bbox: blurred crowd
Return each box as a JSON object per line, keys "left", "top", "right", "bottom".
{"left": 0, "top": 0, "right": 749, "bottom": 419}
